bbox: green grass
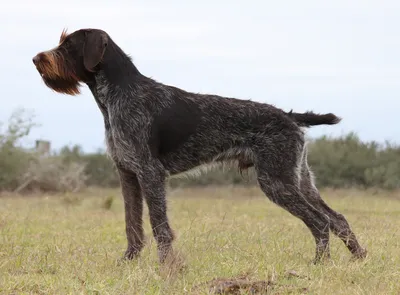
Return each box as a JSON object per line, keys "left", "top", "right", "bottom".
{"left": 1, "top": 186, "right": 400, "bottom": 294}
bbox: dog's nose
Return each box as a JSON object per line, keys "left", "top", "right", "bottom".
{"left": 32, "top": 55, "right": 40, "bottom": 65}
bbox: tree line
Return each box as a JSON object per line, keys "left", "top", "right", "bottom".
{"left": 1, "top": 109, "right": 399, "bottom": 193}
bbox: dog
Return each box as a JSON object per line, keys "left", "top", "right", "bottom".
{"left": 32, "top": 28, "right": 367, "bottom": 264}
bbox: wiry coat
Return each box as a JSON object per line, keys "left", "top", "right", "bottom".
{"left": 32, "top": 28, "right": 367, "bottom": 264}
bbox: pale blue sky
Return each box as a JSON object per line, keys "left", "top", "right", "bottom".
{"left": 1, "top": 0, "right": 399, "bottom": 152}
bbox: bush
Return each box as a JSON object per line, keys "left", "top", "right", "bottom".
{"left": 0, "top": 109, "right": 37, "bottom": 191}
{"left": 0, "top": 110, "right": 88, "bottom": 193}
{"left": 307, "top": 133, "right": 400, "bottom": 189}
{"left": 17, "top": 156, "right": 87, "bottom": 193}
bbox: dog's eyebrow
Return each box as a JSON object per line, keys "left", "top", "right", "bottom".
{"left": 59, "top": 28, "right": 69, "bottom": 44}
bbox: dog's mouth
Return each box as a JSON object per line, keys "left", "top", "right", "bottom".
{"left": 34, "top": 64, "right": 48, "bottom": 79}
{"left": 35, "top": 65, "right": 81, "bottom": 95}
{"left": 34, "top": 65, "right": 42, "bottom": 75}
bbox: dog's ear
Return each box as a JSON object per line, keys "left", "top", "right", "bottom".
{"left": 83, "top": 30, "right": 108, "bottom": 72}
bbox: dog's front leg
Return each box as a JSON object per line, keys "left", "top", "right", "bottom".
{"left": 117, "top": 167, "right": 145, "bottom": 260}
{"left": 108, "top": 106, "right": 174, "bottom": 263}
{"left": 136, "top": 158, "right": 175, "bottom": 263}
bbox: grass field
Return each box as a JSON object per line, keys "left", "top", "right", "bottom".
{"left": 1, "top": 186, "right": 400, "bottom": 295}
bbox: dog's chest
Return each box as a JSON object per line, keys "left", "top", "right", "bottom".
{"left": 96, "top": 105, "right": 116, "bottom": 160}
{"left": 91, "top": 78, "right": 118, "bottom": 160}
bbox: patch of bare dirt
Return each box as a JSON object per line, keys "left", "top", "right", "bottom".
{"left": 191, "top": 271, "right": 310, "bottom": 294}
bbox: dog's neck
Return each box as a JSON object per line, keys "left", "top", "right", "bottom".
{"left": 92, "top": 71, "right": 111, "bottom": 103}
{"left": 87, "top": 38, "right": 143, "bottom": 102}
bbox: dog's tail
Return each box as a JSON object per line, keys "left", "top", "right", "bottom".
{"left": 286, "top": 110, "right": 341, "bottom": 127}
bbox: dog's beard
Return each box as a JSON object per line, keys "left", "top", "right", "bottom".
{"left": 42, "top": 77, "right": 81, "bottom": 95}
{"left": 35, "top": 52, "right": 82, "bottom": 95}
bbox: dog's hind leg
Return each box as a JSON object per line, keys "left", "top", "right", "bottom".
{"left": 299, "top": 153, "right": 367, "bottom": 260}
{"left": 254, "top": 142, "right": 331, "bottom": 263}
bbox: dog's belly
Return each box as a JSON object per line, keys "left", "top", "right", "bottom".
{"left": 159, "top": 148, "right": 206, "bottom": 175}
{"left": 159, "top": 142, "right": 254, "bottom": 177}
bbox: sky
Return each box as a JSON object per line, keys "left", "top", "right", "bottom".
{"left": 1, "top": 0, "right": 399, "bottom": 152}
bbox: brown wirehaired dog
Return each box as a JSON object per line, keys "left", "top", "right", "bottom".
{"left": 32, "top": 28, "right": 367, "bottom": 264}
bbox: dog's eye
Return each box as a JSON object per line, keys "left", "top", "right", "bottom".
{"left": 63, "top": 38, "right": 74, "bottom": 47}
{"left": 60, "top": 40, "right": 69, "bottom": 48}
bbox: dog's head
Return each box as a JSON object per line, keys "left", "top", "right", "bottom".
{"left": 32, "top": 28, "right": 109, "bottom": 95}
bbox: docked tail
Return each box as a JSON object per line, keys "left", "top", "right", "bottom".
{"left": 286, "top": 110, "right": 341, "bottom": 127}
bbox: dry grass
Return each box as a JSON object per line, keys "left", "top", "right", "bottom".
{"left": 1, "top": 186, "right": 400, "bottom": 294}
